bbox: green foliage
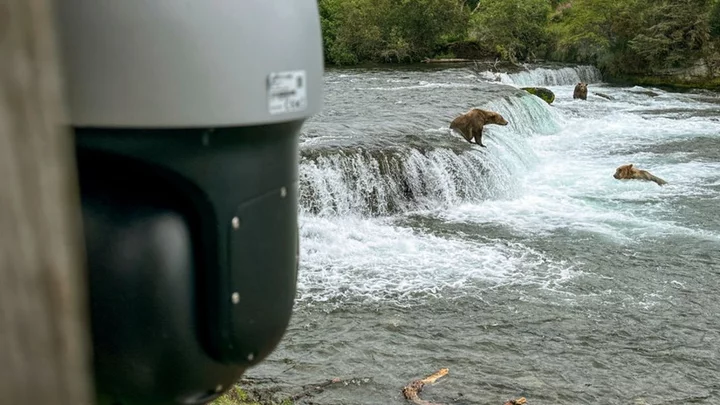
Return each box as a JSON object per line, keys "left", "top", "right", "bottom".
{"left": 210, "top": 386, "right": 294, "bottom": 405}
{"left": 211, "top": 387, "right": 258, "bottom": 405}
{"left": 319, "top": 0, "right": 468, "bottom": 64}
{"left": 546, "top": 0, "right": 714, "bottom": 75}
{"left": 710, "top": 0, "right": 720, "bottom": 37}
{"left": 432, "top": 50, "right": 457, "bottom": 59}
{"left": 469, "top": 0, "right": 552, "bottom": 63}
{"left": 464, "top": 0, "right": 481, "bottom": 12}
{"left": 547, "top": 0, "right": 644, "bottom": 72}
{"left": 318, "top": 0, "right": 355, "bottom": 64}
{"left": 628, "top": 0, "right": 711, "bottom": 69}
{"left": 319, "top": 0, "right": 384, "bottom": 64}
{"left": 318, "top": 0, "right": 720, "bottom": 79}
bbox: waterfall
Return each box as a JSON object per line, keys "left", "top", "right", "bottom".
{"left": 298, "top": 93, "right": 561, "bottom": 217}
{"left": 478, "top": 65, "right": 603, "bottom": 86}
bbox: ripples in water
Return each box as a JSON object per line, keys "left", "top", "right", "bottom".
{"left": 245, "top": 65, "right": 720, "bottom": 405}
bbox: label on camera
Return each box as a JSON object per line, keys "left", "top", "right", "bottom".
{"left": 267, "top": 70, "right": 307, "bottom": 115}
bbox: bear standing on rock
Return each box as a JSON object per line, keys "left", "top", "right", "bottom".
{"left": 573, "top": 82, "right": 588, "bottom": 100}
{"left": 450, "top": 108, "right": 509, "bottom": 147}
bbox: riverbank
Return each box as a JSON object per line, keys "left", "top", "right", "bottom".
{"left": 609, "top": 75, "right": 720, "bottom": 91}
{"left": 326, "top": 56, "right": 720, "bottom": 91}
{"left": 609, "top": 59, "right": 720, "bottom": 90}
{"left": 211, "top": 383, "right": 293, "bottom": 405}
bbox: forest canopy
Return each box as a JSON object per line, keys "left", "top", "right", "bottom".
{"left": 319, "top": 0, "right": 720, "bottom": 77}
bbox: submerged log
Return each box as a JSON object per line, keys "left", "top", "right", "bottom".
{"left": 593, "top": 92, "right": 614, "bottom": 100}
{"left": 402, "top": 368, "right": 449, "bottom": 405}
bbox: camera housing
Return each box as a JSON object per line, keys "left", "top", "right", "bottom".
{"left": 56, "top": 2, "right": 323, "bottom": 404}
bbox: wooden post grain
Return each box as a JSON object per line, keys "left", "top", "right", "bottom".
{"left": 0, "top": 0, "right": 94, "bottom": 404}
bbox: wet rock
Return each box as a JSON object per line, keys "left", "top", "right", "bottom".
{"left": 521, "top": 87, "right": 555, "bottom": 104}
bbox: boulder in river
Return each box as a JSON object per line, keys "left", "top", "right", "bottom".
{"left": 521, "top": 87, "right": 555, "bottom": 104}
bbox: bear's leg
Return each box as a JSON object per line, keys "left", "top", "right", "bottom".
{"left": 473, "top": 129, "right": 486, "bottom": 147}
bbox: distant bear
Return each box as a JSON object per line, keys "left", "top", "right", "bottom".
{"left": 573, "top": 82, "right": 588, "bottom": 100}
{"left": 613, "top": 164, "right": 667, "bottom": 186}
{"left": 449, "top": 108, "right": 509, "bottom": 147}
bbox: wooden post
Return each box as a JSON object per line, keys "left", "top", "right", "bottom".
{"left": 0, "top": 0, "right": 94, "bottom": 404}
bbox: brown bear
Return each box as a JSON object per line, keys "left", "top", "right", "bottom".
{"left": 573, "top": 82, "right": 588, "bottom": 100}
{"left": 449, "top": 108, "right": 509, "bottom": 147}
{"left": 613, "top": 164, "right": 667, "bottom": 186}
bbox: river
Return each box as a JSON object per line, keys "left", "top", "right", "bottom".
{"left": 244, "top": 64, "right": 720, "bottom": 405}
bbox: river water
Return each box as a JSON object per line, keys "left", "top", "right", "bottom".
{"left": 245, "top": 65, "right": 720, "bottom": 405}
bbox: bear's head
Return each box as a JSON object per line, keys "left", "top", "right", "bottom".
{"left": 614, "top": 164, "right": 634, "bottom": 179}
{"left": 486, "top": 111, "right": 509, "bottom": 126}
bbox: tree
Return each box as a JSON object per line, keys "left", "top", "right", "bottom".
{"left": 710, "top": 0, "right": 720, "bottom": 37}
{"left": 469, "top": 0, "right": 552, "bottom": 63}
{"left": 547, "top": 0, "right": 645, "bottom": 73}
{"left": 319, "top": 0, "right": 468, "bottom": 64}
{"left": 628, "top": 0, "right": 711, "bottom": 69}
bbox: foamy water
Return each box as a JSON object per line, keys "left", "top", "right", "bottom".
{"left": 439, "top": 83, "right": 720, "bottom": 243}
{"left": 295, "top": 66, "right": 720, "bottom": 305}
{"left": 247, "top": 65, "right": 720, "bottom": 405}
{"left": 477, "top": 64, "right": 602, "bottom": 86}
{"left": 296, "top": 216, "right": 577, "bottom": 305}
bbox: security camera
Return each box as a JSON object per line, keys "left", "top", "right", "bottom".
{"left": 55, "top": 2, "right": 323, "bottom": 404}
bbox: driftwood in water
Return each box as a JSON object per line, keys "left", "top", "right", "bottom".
{"left": 402, "top": 368, "right": 449, "bottom": 405}
{"left": 423, "top": 58, "right": 475, "bottom": 64}
{"left": 401, "top": 368, "right": 528, "bottom": 405}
